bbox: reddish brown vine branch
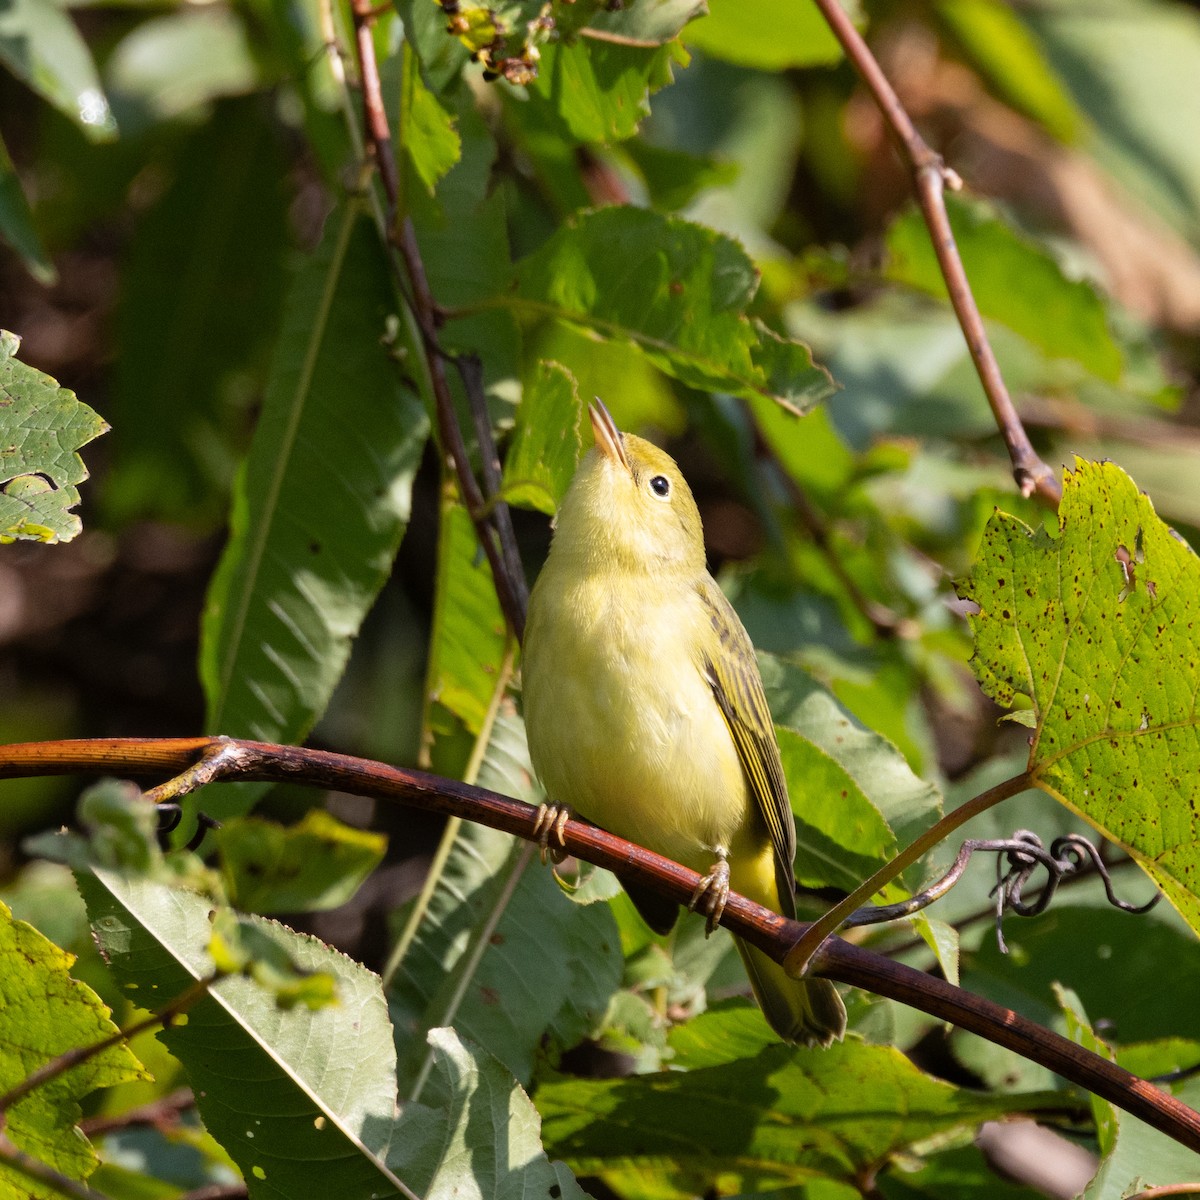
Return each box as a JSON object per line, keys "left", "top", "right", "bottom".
{"left": 3, "top": 735, "right": 1199, "bottom": 1154}
{"left": 809, "top": 0, "right": 1062, "bottom": 507}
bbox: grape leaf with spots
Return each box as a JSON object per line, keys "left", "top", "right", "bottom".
{"left": 960, "top": 459, "right": 1200, "bottom": 935}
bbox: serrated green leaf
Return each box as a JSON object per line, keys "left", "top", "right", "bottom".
{"left": 886, "top": 195, "right": 1124, "bottom": 382}
{"left": 198, "top": 204, "right": 428, "bottom": 808}
{"left": 538, "top": 1008, "right": 1062, "bottom": 1196}
{"left": 0, "top": 0, "right": 115, "bottom": 140}
{"left": 682, "top": 0, "right": 847, "bottom": 69}
{"left": 960, "top": 460, "right": 1200, "bottom": 936}
{"left": 216, "top": 810, "right": 387, "bottom": 915}
{"left": 0, "top": 130, "right": 55, "bottom": 285}
{"left": 530, "top": 38, "right": 678, "bottom": 144}
{"left": 0, "top": 329, "right": 108, "bottom": 544}
{"left": 0, "top": 900, "right": 145, "bottom": 1193}
{"left": 500, "top": 360, "right": 583, "bottom": 515}
{"left": 511, "top": 206, "right": 834, "bottom": 409}
{"left": 760, "top": 655, "right": 943, "bottom": 894}
{"left": 400, "top": 47, "right": 461, "bottom": 195}
{"left": 76, "top": 868, "right": 412, "bottom": 1200}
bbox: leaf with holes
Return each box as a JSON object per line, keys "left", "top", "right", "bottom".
{"left": 960, "top": 459, "right": 1200, "bottom": 936}
{"left": 0, "top": 330, "right": 108, "bottom": 543}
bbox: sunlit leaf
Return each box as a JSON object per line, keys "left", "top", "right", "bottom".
{"left": 199, "top": 203, "right": 428, "bottom": 809}
{"left": 961, "top": 460, "right": 1200, "bottom": 935}
{"left": 0, "top": 900, "right": 145, "bottom": 1193}
{"left": 393, "top": 1029, "right": 590, "bottom": 1199}
{"left": 501, "top": 360, "right": 583, "bottom": 515}
{"left": 77, "top": 868, "right": 410, "bottom": 1200}
{"left": 0, "top": 330, "right": 108, "bottom": 544}
{"left": 0, "top": 0, "right": 115, "bottom": 140}
{"left": 400, "top": 47, "right": 461, "bottom": 195}
{"left": 530, "top": 38, "right": 678, "bottom": 144}
{"left": 511, "top": 206, "right": 834, "bottom": 409}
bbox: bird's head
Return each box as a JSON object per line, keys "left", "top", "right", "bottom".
{"left": 551, "top": 399, "right": 706, "bottom": 574}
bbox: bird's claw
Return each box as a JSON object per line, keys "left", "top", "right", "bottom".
{"left": 688, "top": 856, "right": 730, "bottom": 936}
{"left": 533, "top": 803, "right": 571, "bottom": 865}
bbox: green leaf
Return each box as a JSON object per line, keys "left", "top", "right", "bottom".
{"left": 390, "top": 710, "right": 622, "bottom": 1087}
{"left": 400, "top": 47, "right": 461, "bottom": 195}
{"left": 530, "top": 38, "right": 678, "bottom": 144}
{"left": 1023, "top": 0, "right": 1200, "bottom": 242}
{"left": 885, "top": 195, "right": 1124, "bottom": 383}
{"left": 960, "top": 460, "right": 1200, "bottom": 936}
{"left": 392, "top": 1028, "right": 590, "bottom": 1199}
{"left": 198, "top": 203, "right": 428, "bottom": 804}
{"left": 511, "top": 206, "right": 834, "bottom": 409}
{"left": 0, "top": 130, "right": 55, "bottom": 285}
{"left": 0, "top": 0, "right": 115, "bottom": 140}
{"left": 0, "top": 900, "right": 145, "bottom": 1192}
{"left": 761, "top": 655, "right": 943, "bottom": 894}
{"left": 583, "top": 0, "right": 705, "bottom": 45}
{"left": 934, "top": 0, "right": 1080, "bottom": 143}
{"left": 76, "top": 867, "right": 412, "bottom": 1200}
{"left": 537, "top": 1008, "right": 1062, "bottom": 1195}
{"left": 103, "top": 8, "right": 261, "bottom": 133}
{"left": 108, "top": 101, "right": 289, "bottom": 525}
{"left": 425, "top": 497, "right": 509, "bottom": 743}
{"left": 0, "top": 329, "right": 108, "bottom": 544}
{"left": 215, "top": 810, "right": 387, "bottom": 915}
{"left": 682, "top": 0, "right": 847, "bottom": 69}
{"left": 1057, "top": 987, "right": 1200, "bottom": 1197}
{"left": 500, "top": 360, "right": 583, "bottom": 515}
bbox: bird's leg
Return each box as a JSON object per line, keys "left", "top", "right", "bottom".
{"left": 688, "top": 850, "right": 730, "bottom": 936}
{"left": 533, "top": 803, "right": 572, "bottom": 865}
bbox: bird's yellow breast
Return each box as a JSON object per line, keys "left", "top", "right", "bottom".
{"left": 523, "top": 566, "right": 757, "bottom": 875}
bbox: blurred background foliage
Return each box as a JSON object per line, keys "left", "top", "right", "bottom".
{"left": 3, "top": 0, "right": 1200, "bottom": 1195}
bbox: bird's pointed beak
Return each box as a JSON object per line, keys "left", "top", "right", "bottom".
{"left": 589, "top": 398, "right": 630, "bottom": 472}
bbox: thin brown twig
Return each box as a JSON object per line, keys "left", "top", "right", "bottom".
{"left": 3, "top": 735, "right": 1200, "bottom": 1155}
{"left": 344, "top": 0, "right": 529, "bottom": 639}
{"left": 808, "top": 0, "right": 1061, "bottom": 507}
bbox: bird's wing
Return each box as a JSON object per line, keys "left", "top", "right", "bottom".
{"left": 694, "top": 577, "right": 797, "bottom": 919}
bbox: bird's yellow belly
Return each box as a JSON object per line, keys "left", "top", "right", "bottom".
{"left": 524, "top": 581, "right": 753, "bottom": 874}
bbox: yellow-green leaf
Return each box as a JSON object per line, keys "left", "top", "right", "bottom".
{"left": 961, "top": 459, "right": 1200, "bottom": 935}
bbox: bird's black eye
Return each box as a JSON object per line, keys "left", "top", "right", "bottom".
{"left": 650, "top": 475, "right": 671, "bottom": 498}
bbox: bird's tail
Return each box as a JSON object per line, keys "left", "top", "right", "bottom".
{"left": 736, "top": 937, "right": 847, "bottom": 1048}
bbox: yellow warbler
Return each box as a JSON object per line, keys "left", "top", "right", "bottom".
{"left": 522, "top": 400, "right": 846, "bottom": 1047}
